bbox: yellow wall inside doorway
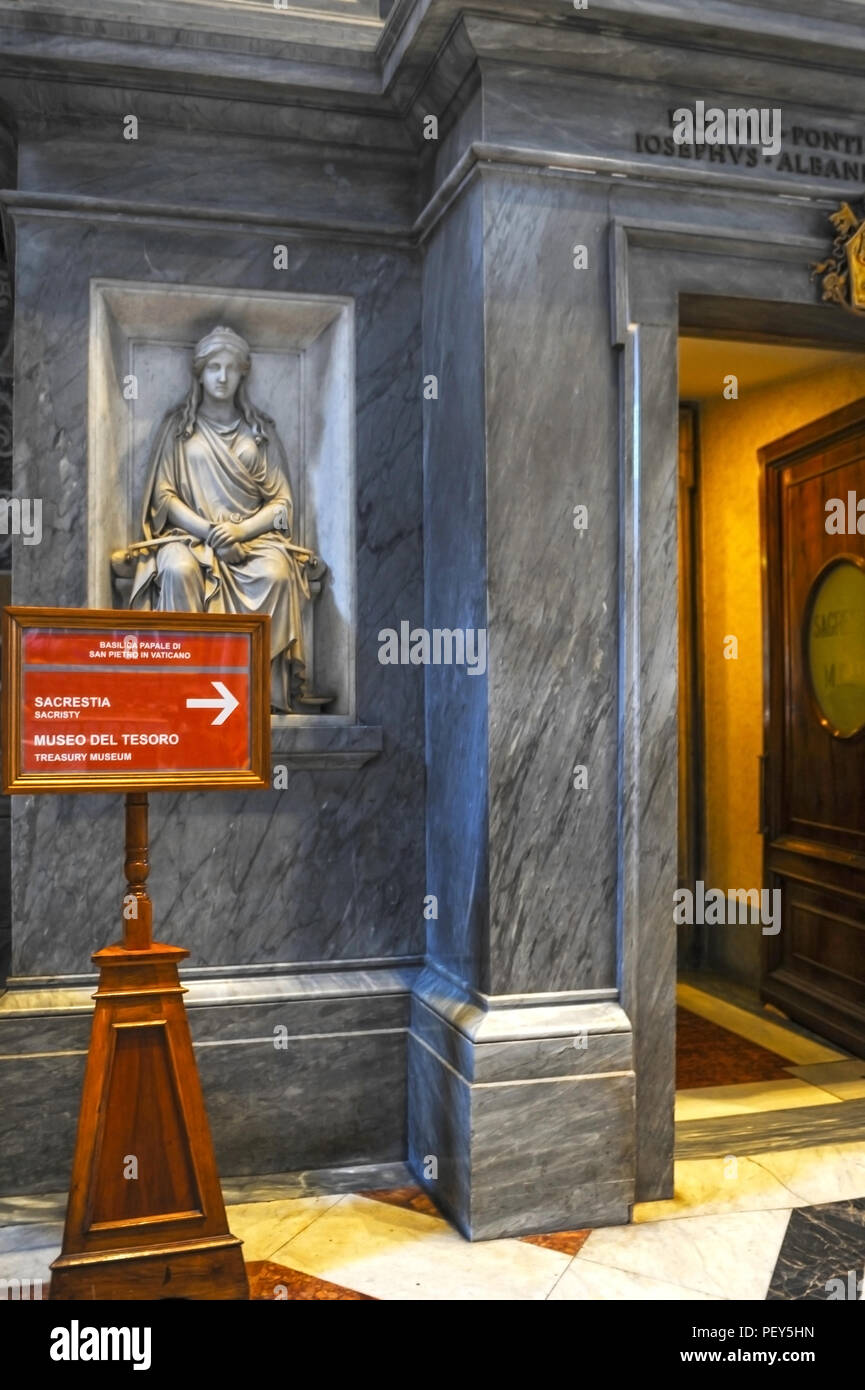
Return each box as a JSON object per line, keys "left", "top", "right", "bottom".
{"left": 692, "top": 352, "right": 865, "bottom": 987}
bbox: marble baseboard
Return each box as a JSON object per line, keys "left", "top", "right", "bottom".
{"left": 0, "top": 1160, "right": 416, "bottom": 1227}
{"left": 406, "top": 976, "right": 635, "bottom": 1240}
{"left": 675, "top": 1098, "right": 865, "bottom": 1162}
{"left": 0, "top": 966, "right": 413, "bottom": 1194}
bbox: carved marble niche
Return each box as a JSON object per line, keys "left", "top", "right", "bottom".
{"left": 88, "top": 280, "right": 356, "bottom": 721}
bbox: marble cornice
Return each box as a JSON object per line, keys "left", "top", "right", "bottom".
{"left": 416, "top": 142, "right": 849, "bottom": 247}
{"left": 0, "top": 188, "right": 418, "bottom": 248}
{"left": 4, "top": 0, "right": 865, "bottom": 138}
{"left": 1, "top": 138, "right": 853, "bottom": 253}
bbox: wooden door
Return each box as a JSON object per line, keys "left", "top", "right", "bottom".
{"left": 761, "top": 396, "right": 865, "bottom": 1057}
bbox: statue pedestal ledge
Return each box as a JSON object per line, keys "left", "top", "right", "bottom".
{"left": 270, "top": 721, "right": 383, "bottom": 771}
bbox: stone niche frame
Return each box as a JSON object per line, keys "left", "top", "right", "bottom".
{"left": 89, "top": 279, "right": 381, "bottom": 767}
{"left": 611, "top": 211, "right": 865, "bottom": 1206}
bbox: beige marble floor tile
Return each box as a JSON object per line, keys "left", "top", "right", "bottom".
{"left": 225, "top": 1194, "right": 343, "bottom": 1263}
{"left": 577, "top": 1208, "right": 789, "bottom": 1300}
{"left": 675, "top": 1079, "right": 839, "bottom": 1122}
{"left": 677, "top": 983, "right": 847, "bottom": 1064}
{"left": 0, "top": 1245, "right": 55, "bottom": 1296}
{"left": 634, "top": 1155, "right": 805, "bottom": 1223}
{"left": 548, "top": 1259, "right": 716, "bottom": 1301}
{"left": 786, "top": 1060, "right": 865, "bottom": 1101}
{"left": 750, "top": 1143, "right": 865, "bottom": 1205}
{"left": 271, "top": 1193, "right": 570, "bottom": 1300}
{"left": 813, "top": 1080, "right": 865, "bottom": 1101}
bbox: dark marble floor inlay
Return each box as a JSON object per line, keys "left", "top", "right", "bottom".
{"left": 767, "top": 1198, "right": 865, "bottom": 1300}
{"left": 676, "top": 1007, "right": 793, "bottom": 1089}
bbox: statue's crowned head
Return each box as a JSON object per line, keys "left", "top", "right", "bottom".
{"left": 178, "top": 324, "right": 268, "bottom": 442}
{"left": 192, "top": 325, "right": 251, "bottom": 377}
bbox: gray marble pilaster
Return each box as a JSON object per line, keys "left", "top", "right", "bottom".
{"left": 415, "top": 162, "right": 633, "bottom": 1236}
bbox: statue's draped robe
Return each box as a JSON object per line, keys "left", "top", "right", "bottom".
{"left": 129, "top": 409, "right": 309, "bottom": 711}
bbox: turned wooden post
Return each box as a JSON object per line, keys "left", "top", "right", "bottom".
{"left": 123, "top": 792, "right": 152, "bottom": 951}
{"left": 49, "top": 793, "right": 249, "bottom": 1300}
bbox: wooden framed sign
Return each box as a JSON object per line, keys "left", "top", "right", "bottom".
{"left": 2, "top": 607, "right": 271, "bottom": 793}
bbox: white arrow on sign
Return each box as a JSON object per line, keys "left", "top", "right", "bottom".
{"left": 186, "top": 680, "right": 240, "bottom": 726}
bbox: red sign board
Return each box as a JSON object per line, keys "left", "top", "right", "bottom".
{"left": 2, "top": 608, "right": 271, "bottom": 793}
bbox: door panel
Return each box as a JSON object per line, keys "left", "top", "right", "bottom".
{"left": 761, "top": 397, "right": 865, "bottom": 1056}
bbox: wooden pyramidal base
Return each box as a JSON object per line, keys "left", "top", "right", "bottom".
{"left": 50, "top": 793, "right": 248, "bottom": 1301}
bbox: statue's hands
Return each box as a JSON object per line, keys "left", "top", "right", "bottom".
{"left": 220, "top": 543, "right": 246, "bottom": 565}
{"left": 208, "top": 521, "right": 244, "bottom": 551}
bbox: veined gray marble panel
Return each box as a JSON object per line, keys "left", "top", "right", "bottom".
{"left": 408, "top": 1027, "right": 634, "bottom": 1240}
{"left": 418, "top": 33, "right": 482, "bottom": 200}
{"left": 473, "top": 23, "right": 865, "bottom": 162}
{"left": 17, "top": 127, "right": 415, "bottom": 230}
{"left": 199, "top": 1026, "right": 406, "bottom": 1177}
{"left": 0, "top": 1053, "right": 86, "bottom": 1197}
{"left": 0, "top": 978, "right": 411, "bottom": 1193}
{"left": 0, "top": 1012, "right": 92, "bottom": 1053}
{"left": 407, "top": 1033, "right": 471, "bottom": 1230}
{"left": 618, "top": 321, "right": 678, "bottom": 1206}
{"left": 422, "top": 178, "right": 489, "bottom": 991}
{"left": 469, "top": 1072, "right": 633, "bottom": 1240}
{"left": 483, "top": 172, "right": 619, "bottom": 995}
{"left": 8, "top": 211, "right": 424, "bottom": 979}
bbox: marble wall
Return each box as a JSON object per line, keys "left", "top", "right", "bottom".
{"left": 3, "top": 0, "right": 865, "bottom": 1233}
{"left": 0, "top": 100, "right": 426, "bottom": 1191}
{"left": 410, "top": 158, "right": 636, "bottom": 1238}
{"left": 0, "top": 124, "right": 15, "bottom": 993}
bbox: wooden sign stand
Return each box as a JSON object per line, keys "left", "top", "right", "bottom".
{"left": 49, "top": 792, "right": 249, "bottom": 1301}
{"left": 2, "top": 608, "right": 270, "bottom": 1301}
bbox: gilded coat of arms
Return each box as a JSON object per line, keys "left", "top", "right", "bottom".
{"left": 812, "top": 201, "right": 865, "bottom": 313}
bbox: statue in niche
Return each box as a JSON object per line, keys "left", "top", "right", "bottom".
{"left": 121, "top": 325, "right": 332, "bottom": 713}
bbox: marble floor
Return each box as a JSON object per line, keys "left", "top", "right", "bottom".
{"left": 2, "top": 982, "right": 864, "bottom": 1301}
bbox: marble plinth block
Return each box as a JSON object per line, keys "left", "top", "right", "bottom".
{"left": 407, "top": 969, "right": 635, "bottom": 1240}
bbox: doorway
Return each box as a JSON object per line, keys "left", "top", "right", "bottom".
{"left": 676, "top": 335, "right": 865, "bottom": 1106}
